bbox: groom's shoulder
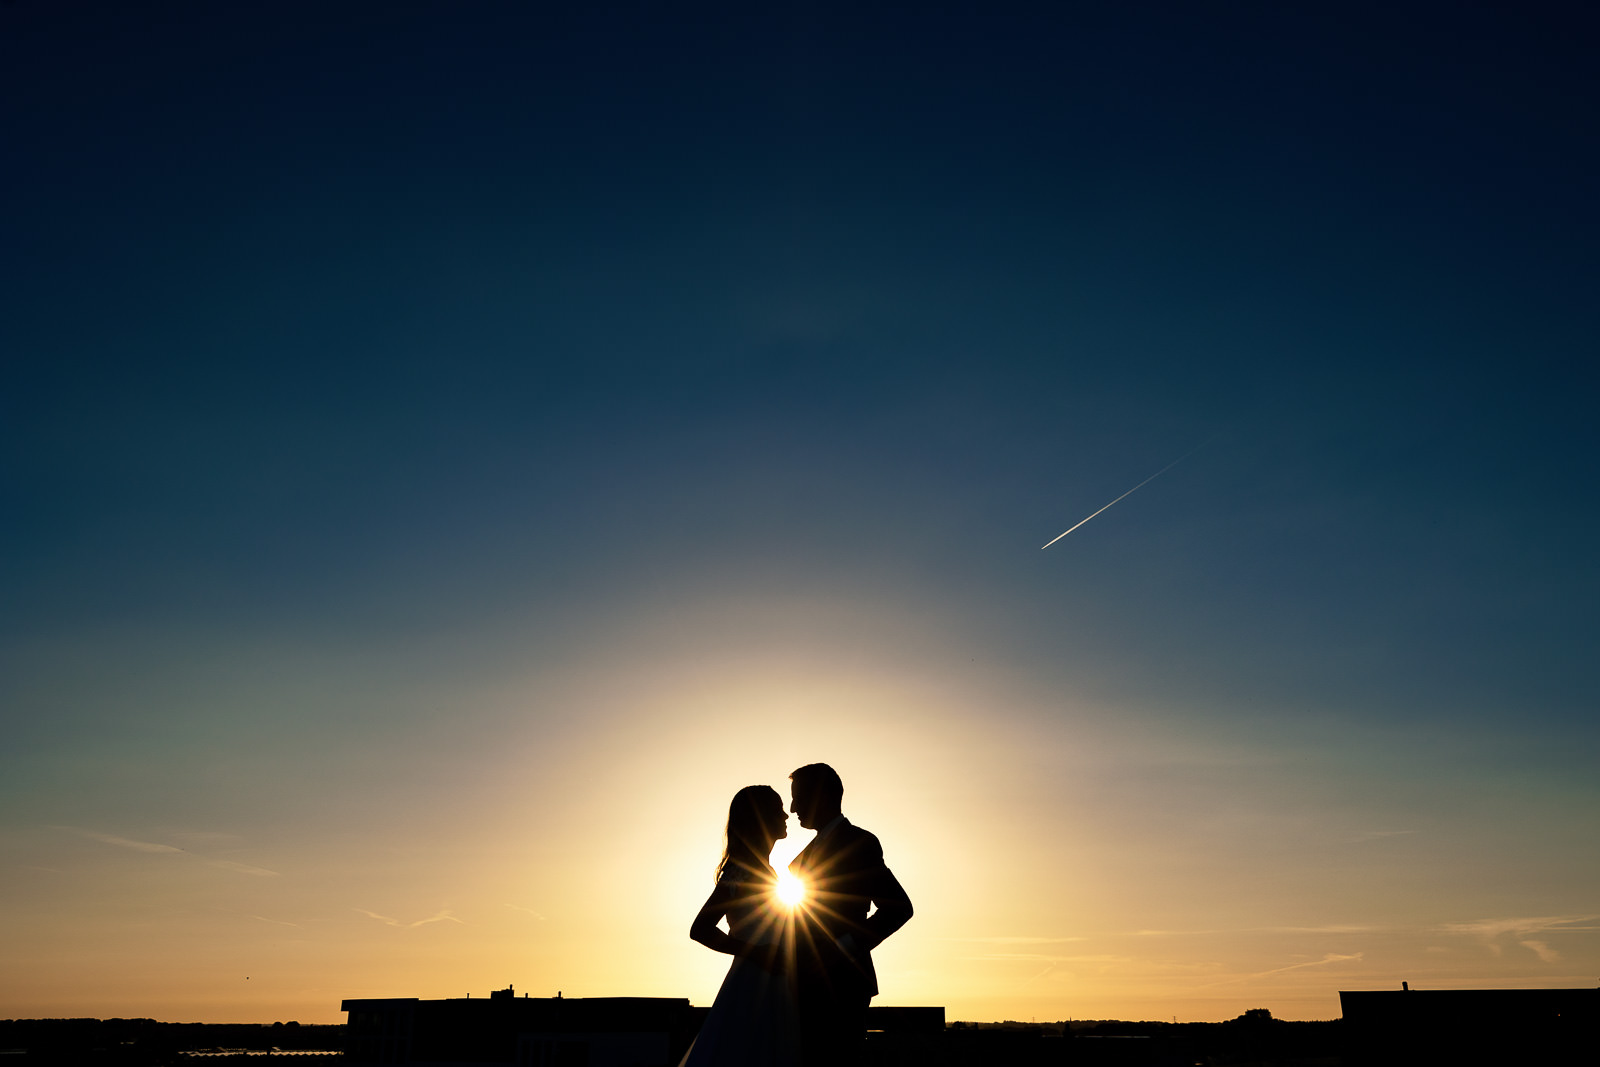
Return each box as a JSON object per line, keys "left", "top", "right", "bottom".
{"left": 836, "top": 819, "right": 884, "bottom": 855}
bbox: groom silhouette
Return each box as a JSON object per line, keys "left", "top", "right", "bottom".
{"left": 787, "top": 763, "right": 913, "bottom": 1067}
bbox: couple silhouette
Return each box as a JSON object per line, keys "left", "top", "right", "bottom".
{"left": 680, "top": 764, "right": 914, "bottom": 1067}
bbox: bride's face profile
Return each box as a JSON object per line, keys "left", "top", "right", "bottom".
{"left": 763, "top": 795, "right": 789, "bottom": 844}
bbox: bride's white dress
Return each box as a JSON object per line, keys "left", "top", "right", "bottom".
{"left": 679, "top": 873, "right": 799, "bottom": 1067}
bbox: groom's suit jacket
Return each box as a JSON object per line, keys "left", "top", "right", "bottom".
{"left": 789, "top": 817, "right": 913, "bottom": 999}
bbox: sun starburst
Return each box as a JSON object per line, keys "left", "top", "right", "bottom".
{"left": 776, "top": 870, "right": 806, "bottom": 907}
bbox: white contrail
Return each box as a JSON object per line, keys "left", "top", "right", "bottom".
{"left": 1041, "top": 446, "right": 1203, "bottom": 550}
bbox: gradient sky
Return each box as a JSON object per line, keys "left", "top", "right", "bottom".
{"left": 3, "top": 1, "right": 1597, "bottom": 1025}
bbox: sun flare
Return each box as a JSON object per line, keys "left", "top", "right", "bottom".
{"left": 776, "top": 870, "right": 806, "bottom": 907}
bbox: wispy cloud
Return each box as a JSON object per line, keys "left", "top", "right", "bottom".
{"left": 209, "top": 860, "right": 280, "bottom": 877}
{"left": 1201, "top": 952, "right": 1365, "bottom": 988}
{"left": 249, "top": 915, "right": 301, "bottom": 928}
{"left": 950, "top": 928, "right": 1375, "bottom": 949}
{"left": 1441, "top": 915, "right": 1599, "bottom": 938}
{"left": 1440, "top": 915, "right": 1598, "bottom": 962}
{"left": 1130, "top": 925, "right": 1375, "bottom": 937}
{"left": 57, "top": 826, "right": 279, "bottom": 876}
{"left": 357, "top": 908, "right": 465, "bottom": 929}
{"left": 63, "top": 828, "right": 185, "bottom": 854}
{"left": 969, "top": 952, "right": 1131, "bottom": 963}
{"left": 1520, "top": 940, "right": 1560, "bottom": 963}
{"left": 1251, "top": 952, "right": 1365, "bottom": 979}
{"left": 505, "top": 904, "right": 547, "bottom": 920}
{"left": 171, "top": 832, "right": 245, "bottom": 849}
{"left": 942, "top": 936, "right": 1086, "bottom": 945}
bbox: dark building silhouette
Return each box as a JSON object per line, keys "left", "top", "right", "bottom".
{"left": 343, "top": 988, "right": 701, "bottom": 1066}
{"left": 342, "top": 989, "right": 944, "bottom": 1066}
{"left": 1339, "top": 986, "right": 1597, "bottom": 1066}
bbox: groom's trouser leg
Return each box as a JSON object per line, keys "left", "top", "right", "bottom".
{"left": 836, "top": 991, "right": 870, "bottom": 1067}
{"left": 800, "top": 990, "right": 869, "bottom": 1067}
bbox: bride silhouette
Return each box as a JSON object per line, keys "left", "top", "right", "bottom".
{"left": 679, "top": 785, "right": 800, "bottom": 1067}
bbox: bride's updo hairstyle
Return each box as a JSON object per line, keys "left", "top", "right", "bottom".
{"left": 717, "top": 784, "right": 783, "bottom": 884}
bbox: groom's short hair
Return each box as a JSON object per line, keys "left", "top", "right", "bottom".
{"left": 790, "top": 763, "right": 843, "bottom": 804}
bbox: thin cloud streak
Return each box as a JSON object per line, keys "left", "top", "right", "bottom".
{"left": 1251, "top": 953, "right": 1366, "bottom": 979}
{"left": 1440, "top": 915, "right": 1598, "bottom": 962}
{"left": 970, "top": 953, "right": 1132, "bottom": 963}
{"left": 1521, "top": 940, "right": 1560, "bottom": 963}
{"left": 1440, "top": 915, "right": 1599, "bottom": 938}
{"left": 209, "top": 860, "right": 280, "bottom": 877}
{"left": 943, "top": 936, "right": 1087, "bottom": 944}
{"left": 356, "top": 908, "right": 465, "bottom": 929}
{"left": 62, "top": 828, "right": 185, "bottom": 854}
{"left": 1200, "top": 952, "right": 1365, "bottom": 988}
{"left": 1131, "top": 925, "right": 1376, "bottom": 937}
{"left": 58, "top": 827, "right": 277, "bottom": 876}
{"left": 1041, "top": 444, "right": 1206, "bottom": 550}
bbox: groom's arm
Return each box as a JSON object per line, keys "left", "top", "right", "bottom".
{"left": 857, "top": 834, "right": 913, "bottom": 950}
{"left": 862, "top": 860, "right": 913, "bottom": 949}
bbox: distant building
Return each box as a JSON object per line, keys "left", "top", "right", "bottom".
{"left": 1339, "top": 986, "right": 1597, "bottom": 1066}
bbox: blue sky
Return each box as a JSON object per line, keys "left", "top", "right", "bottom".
{"left": 3, "top": 1, "right": 1596, "bottom": 1022}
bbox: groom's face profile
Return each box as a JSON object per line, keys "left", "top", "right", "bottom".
{"left": 790, "top": 780, "right": 820, "bottom": 830}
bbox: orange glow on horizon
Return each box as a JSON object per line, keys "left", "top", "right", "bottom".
{"left": 3, "top": 597, "right": 1593, "bottom": 1026}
